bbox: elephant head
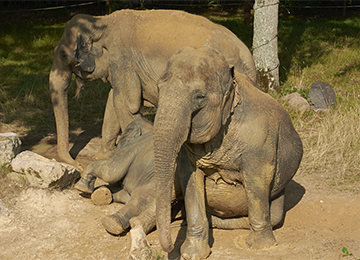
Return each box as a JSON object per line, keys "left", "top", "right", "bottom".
{"left": 49, "top": 14, "right": 108, "bottom": 166}
{"left": 154, "top": 46, "right": 240, "bottom": 252}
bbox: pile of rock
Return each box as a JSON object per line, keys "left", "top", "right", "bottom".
{"left": 281, "top": 81, "right": 337, "bottom": 113}
{"left": 0, "top": 132, "right": 79, "bottom": 189}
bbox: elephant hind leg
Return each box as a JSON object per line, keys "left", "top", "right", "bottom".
{"left": 101, "top": 212, "right": 129, "bottom": 235}
{"left": 208, "top": 191, "right": 285, "bottom": 230}
{"left": 269, "top": 191, "right": 285, "bottom": 229}
{"left": 207, "top": 212, "right": 250, "bottom": 230}
{"left": 101, "top": 184, "right": 154, "bottom": 235}
{"left": 129, "top": 199, "right": 156, "bottom": 235}
{"left": 97, "top": 88, "right": 120, "bottom": 160}
{"left": 112, "top": 189, "right": 131, "bottom": 204}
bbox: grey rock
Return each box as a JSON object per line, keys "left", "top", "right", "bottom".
{"left": 11, "top": 151, "right": 80, "bottom": 189}
{"left": 281, "top": 92, "right": 310, "bottom": 112}
{"left": 0, "top": 132, "right": 21, "bottom": 166}
{"left": 0, "top": 199, "right": 9, "bottom": 216}
{"left": 308, "top": 81, "right": 337, "bottom": 111}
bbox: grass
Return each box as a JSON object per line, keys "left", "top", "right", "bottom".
{"left": 0, "top": 8, "right": 360, "bottom": 192}
{"left": 276, "top": 16, "right": 360, "bottom": 192}
{"left": 0, "top": 22, "right": 109, "bottom": 145}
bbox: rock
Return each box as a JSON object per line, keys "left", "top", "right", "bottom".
{"left": 281, "top": 92, "right": 310, "bottom": 112}
{"left": 129, "top": 225, "right": 154, "bottom": 260}
{"left": 308, "top": 81, "right": 337, "bottom": 111}
{"left": 11, "top": 151, "right": 80, "bottom": 189}
{"left": 0, "top": 199, "right": 9, "bottom": 217}
{"left": 0, "top": 132, "right": 21, "bottom": 166}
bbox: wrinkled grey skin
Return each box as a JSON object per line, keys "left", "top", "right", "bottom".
{"left": 153, "top": 46, "right": 303, "bottom": 259}
{"left": 75, "top": 118, "right": 286, "bottom": 235}
{"left": 49, "top": 9, "right": 256, "bottom": 168}
{"left": 75, "top": 118, "right": 158, "bottom": 235}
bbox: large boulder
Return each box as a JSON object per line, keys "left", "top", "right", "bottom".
{"left": 0, "top": 132, "right": 21, "bottom": 166}
{"left": 308, "top": 81, "right": 337, "bottom": 111}
{"left": 11, "top": 151, "right": 79, "bottom": 189}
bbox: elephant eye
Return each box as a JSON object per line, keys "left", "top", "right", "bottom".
{"left": 196, "top": 92, "right": 206, "bottom": 99}
{"left": 60, "top": 50, "right": 68, "bottom": 62}
{"left": 194, "top": 91, "right": 207, "bottom": 109}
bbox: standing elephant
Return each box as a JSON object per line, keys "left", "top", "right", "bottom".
{"left": 49, "top": 9, "right": 256, "bottom": 168}
{"left": 153, "top": 46, "right": 303, "bottom": 259}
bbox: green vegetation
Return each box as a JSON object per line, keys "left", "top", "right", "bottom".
{"left": 1, "top": 9, "right": 360, "bottom": 192}
{"left": 155, "top": 249, "right": 165, "bottom": 260}
{"left": 342, "top": 247, "right": 360, "bottom": 259}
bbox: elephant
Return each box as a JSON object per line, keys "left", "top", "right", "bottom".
{"left": 153, "top": 46, "right": 303, "bottom": 259}
{"left": 75, "top": 117, "right": 294, "bottom": 257}
{"left": 49, "top": 9, "right": 257, "bottom": 168}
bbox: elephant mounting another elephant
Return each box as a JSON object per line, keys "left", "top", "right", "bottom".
{"left": 74, "top": 46, "right": 303, "bottom": 259}
{"left": 153, "top": 46, "right": 303, "bottom": 259}
{"left": 75, "top": 117, "right": 293, "bottom": 259}
{"left": 49, "top": 9, "right": 256, "bottom": 168}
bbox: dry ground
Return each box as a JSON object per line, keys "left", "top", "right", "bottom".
{"left": 0, "top": 130, "right": 359, "bottom": 260}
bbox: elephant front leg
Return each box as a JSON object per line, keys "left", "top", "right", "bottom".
{"left": 180, "top": 168, "right": 211, "bottom": 260}
{"left": 96, "top": 88, "right": 120, "bottom": 160}
{"left": 74, "top": 165, "right": 96, "bottom": 194}
{"left": 244, "top": 163, "right": 277, "bottom": 249}
{"left": 111, "top": 64, "right": 143, "bottom": 139}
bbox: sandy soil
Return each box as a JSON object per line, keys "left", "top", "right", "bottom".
{"left": 0, "top": 134, "right": 360, "bottom": 260}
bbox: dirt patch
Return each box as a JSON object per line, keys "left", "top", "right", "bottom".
{"left": 1, "top": 132, "right": 360, "bottom": 260}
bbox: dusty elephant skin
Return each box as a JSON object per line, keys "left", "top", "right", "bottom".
{"left": 75, "top": 117, "right": 297, "bottom": 259}
{"left": 153, "top": 46, "right": 303, "bottom": 259}
{"left": 49, "top": 9, "right": 257, "bottom": 168}
{"left": 75, "top": 118, "right": 270, "bottom": 238}
{"left": 75, "top": 118, "right": 159, "bottom": 236}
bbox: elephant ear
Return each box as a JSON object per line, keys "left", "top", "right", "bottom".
{"left": 72, "top": 34, "right": 96, "bottom": 72}
{"left": 221, "top": 66, "right": 241, "bottom": 125}
{"left": 117, "top": 120, "right": 143, "bottom": 148}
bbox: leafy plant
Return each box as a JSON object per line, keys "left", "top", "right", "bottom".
{"left": 342, "top": 247, "right": 360, "bottom": 259}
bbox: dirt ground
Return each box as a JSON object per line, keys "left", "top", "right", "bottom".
{"left": 1, "top": 130, "right": 360, "bottom": 260}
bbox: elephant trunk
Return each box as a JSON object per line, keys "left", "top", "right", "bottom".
{"left": 49, "top": 60, "right": 74, "bottom": 166}
{"left": 154, "top": 95, "right": 192, "bottom": 253}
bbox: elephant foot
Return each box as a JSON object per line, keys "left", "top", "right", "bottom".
{"left": 91, "top": 186, "right": 112, "bottom": 206}
{"left": 101, "top": 214, "right": 125, "bottom": 235}
{"left": 181, "top": 237, "right": 211, "bottom": 260}
{"left": 246, "top": 227, "right": 277, "bottom": 249}
{"left": 74, "top": 175, "right": 95, "bottom": 194}
{"left": 129, "top": 225, "right": 155, "bottom": 260}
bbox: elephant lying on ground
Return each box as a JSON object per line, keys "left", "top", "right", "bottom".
{"left": 75, "top": 117, "right": 294, "bottom": 257}
{"left": 153, "top": 46, "right": 303, "bottom": 259}
{"left": 49, "top": 9, "right": 256, "bottom": 168}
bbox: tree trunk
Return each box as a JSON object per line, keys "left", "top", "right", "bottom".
{"left": 252, "top": 0, "right": 280, "bottom": 92}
